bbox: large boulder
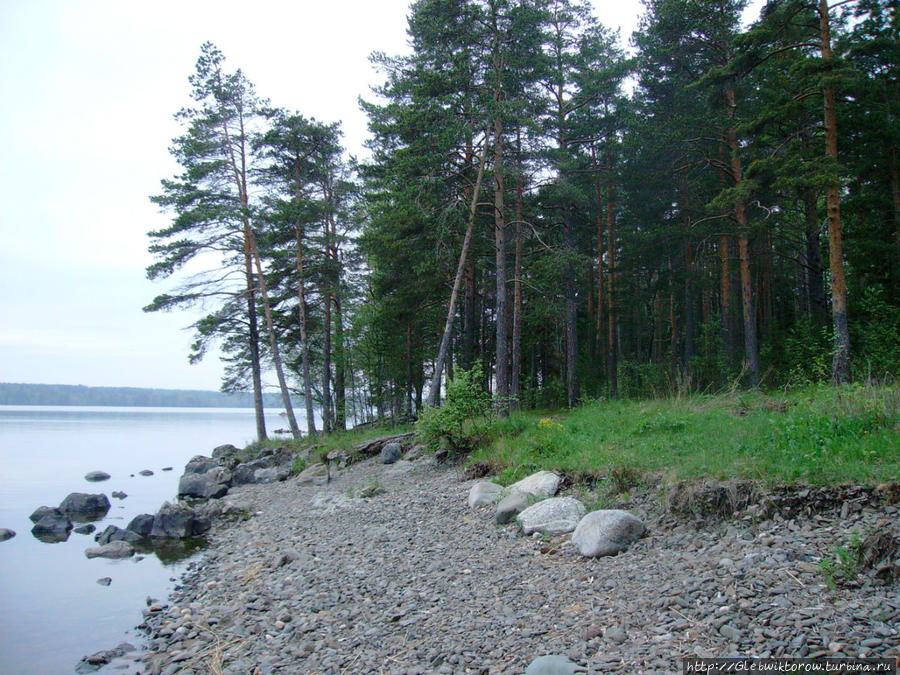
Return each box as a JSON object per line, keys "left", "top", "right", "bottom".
{"left": 30, "top": 505, "right": 62, "bottom": 523}
{"left": 150, "top": 502, "right": 210, "bottom": 539}
{"left": 184, "top": 455, "right": 221, "bottom": 475}
{"left": 468, "top": 481, "right": 503, "bottom": 509}
{"left": 518, "top": 497, "right": 586, "bottom": 536}
{"left": 525, "top": 655, "right": 586, "bottom": 675}
{"left": 59, "top": 493, "right": 110, "bottom": 521}
{"left": 94, "top": 525, "right": 144, "bottom": 546}
{"left": 496, "top": 491, "right": 532, "bottom": 524}
{"left": 85, "top": 540, "right": 135, "bottom": 559}
{"left": 31, "top": 512, "right": 73, "bottom": 541}
{"left": 297, "top": 462, "right": 329, "bottom": 486}
{"left": 232, "top": 458, "right": 269, "bottom": 485}
{"left": 0, "top": 528, "right": 15, "bottom": 542}
{"left": 177, "top": 466, "right": 231, "bottom": 499}
{"left": 380, "top": 442, "right": 403, "bottom": 465}
{"left": 126, "top": 514, "right": 155, "bottom": 538}
{"left": 571, "top": 509, "right": 646, "bottom": 557}
{"left": 84, "top": 471, "right": 110, "bottom": 482}
{"left": 253, "top": 464, "right": 291, "bottom": 484}
{"left": 509, "top": 471, "right": 560, "bottom": 499}
{"left": 211, "top": 444, "right": 242, "bottom": 468}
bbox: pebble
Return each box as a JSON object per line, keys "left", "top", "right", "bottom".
{"left": 106, "top": 455, "right": 900, "bottom": 675}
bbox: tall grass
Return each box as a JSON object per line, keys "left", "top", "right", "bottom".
{"left": 471, "top": 383, "right": 900, "bottom": 487}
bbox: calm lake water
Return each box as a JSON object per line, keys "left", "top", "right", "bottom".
{"left": 0, "top": 406, "right": 289, "bottom": 674}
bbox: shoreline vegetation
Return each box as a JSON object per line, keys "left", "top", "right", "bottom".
{"left": 0, "top": 382, "right": 300, "bottom": 409}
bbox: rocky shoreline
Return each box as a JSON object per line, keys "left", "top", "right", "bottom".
{"left": 84, "top": 446, "right": 899, "bottom": 674}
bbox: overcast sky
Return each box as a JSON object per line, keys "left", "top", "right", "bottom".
{"left": 0, "top": 0, "right": 700, "bottom": 391}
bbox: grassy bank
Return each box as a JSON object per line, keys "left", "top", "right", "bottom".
{"left": 471, "top": 383, "right": 900, "bottom": 488}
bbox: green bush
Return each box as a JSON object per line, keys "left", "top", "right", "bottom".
{"left": 417, "top": 362, "right": 494, "bottom": 456}
{"left": 854, "top": 285, "right": 900, "bottom": 379}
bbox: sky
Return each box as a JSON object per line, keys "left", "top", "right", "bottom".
{"left": 0, "top": 0, "right": 719, "bottom": 392}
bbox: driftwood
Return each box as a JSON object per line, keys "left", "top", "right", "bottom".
{"left": 354, "top": 432, "right": 416, "bottom": 457}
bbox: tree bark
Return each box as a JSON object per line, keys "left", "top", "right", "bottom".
{"left": 426, "top": 133, "right": 489, "bottom": 407}
{"left": 819, "top": 0, "right": 850, "bottom": 384}
{"left": 802, "top": 188, "right": 827, "bottom": 323}
{"left": 510, "top": 139, "right": 524, "bottom": 408}
{"left": 493, "top": 116, "right": 509, "bottom": 413}
{"left": 295, "top": 223, "right": 317, "bottom": 435}
{"left": 606, "top": 145, "right": 618, "bottom": 397}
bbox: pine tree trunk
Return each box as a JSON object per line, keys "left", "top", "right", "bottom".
{"left": 890, "top": 145, "right": 900, "bottom": 290}
{"left": 295, "top": 225, "right": 317, "bottom": 435}
{"left": 803, "top": 188, "right": 827, "bottom": 323}
{"left": 606, "top": 147, "right": 618, "bottom": 398}
{"left": 426, "top": 134, "right": 489, "bottom": 407}
{"left": 594, "top": 156, "right": 606, "bottom": 378}
{"left": 333, "top": 293, "right": 346, "bottom": 431}
{"left": 493, "top": 116, "right": 509, "bottom": 414}
{"left": 243, "top": 249, "right": 267, "bottom": 442}
{"left": 684, "top": 242, "right": 695, "bottom": 363}
{"left": 819, "top": 0, "right": 850, "bottom": 384}
{"left": 323, "top": 286, "right": 332, "bottom": 432}
{"left": 246, "top": 230, "right": 301, "bottom": 438}
{"left": 510, "top": 149, "right": 524, "bottom": 408}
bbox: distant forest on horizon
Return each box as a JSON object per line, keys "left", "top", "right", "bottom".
{"left": 0, "top": 383, "right": 297, "bottom": 409}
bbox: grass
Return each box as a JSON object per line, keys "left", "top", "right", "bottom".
{"left": 470, "top": 383, "right": 900, "bottom": 488}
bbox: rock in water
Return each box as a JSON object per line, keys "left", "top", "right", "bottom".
{"left": 126, "top": 514, "right": 155, "bottom": 538}
{"left": 97, "top": 577, "right": 112, "bottom": 586}
{"left": 468, "top": 481, "right": 503, "bottom": 508}
{"left": 496, "top": 491, "right": 531, "bottom": 524}
{"left": 59, "top": 493, "right": 111, "bottom": 521}
{"left": 31, "top": 512, "right": 73, "bottom": 541}
{"left": 150, "top": 502, "right": 210, "bottom": 539}
{"left": 571, "top": 509, "right": 646, "bottom": 557}
{"left": 380, "top": 442, "right": 403, "bottom": 464}
{"left": 74, "top": 523, "right": 96, "bottom": 535}
{"left": 94, "top": 525, "right": 144, "bottom": 546}
{"left": 85, "top": 540, "right": 135, "bottom": 559}
{"left": 138, "top": 469, "right": 154, "bottom": 476}
{"left": 178, "top": 469, "right": 231, "bottom": 499}
{"left": 84, "top": 471, "right": 111, "bottom": 482}
{"left": 509, "top": 471, "right": 561, "bottom": 498}
{"left": 0, "top": 528, "right": 15, "bottom": 542}
{"left": 29, "top": 505, "right": 60, "bottom": 523}
{"left": 111, "top": 491, "right": 127, "bottom": 500}
{"left": 184, "top": 455, "right": 221, "bottom": 475}
{"left": 525, "top": 655, "right": 586, "bottom": 674}
{"left": 517, "top": 497, "right": 586, "bottom": 535}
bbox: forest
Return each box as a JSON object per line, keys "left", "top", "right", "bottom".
{"left": 145, "top": 0, "right": 900, "bottom": 442}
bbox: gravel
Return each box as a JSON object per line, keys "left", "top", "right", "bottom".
{"left": 108, "top": 456, "right": 900, "bottom": 674}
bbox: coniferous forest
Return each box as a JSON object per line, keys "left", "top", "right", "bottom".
{"left": 146, "top": 0, "right": 900, "bottom": 441}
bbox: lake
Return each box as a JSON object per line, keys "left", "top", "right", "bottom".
{"left": 0, "top": 406, "right": 291, "bottom": 674}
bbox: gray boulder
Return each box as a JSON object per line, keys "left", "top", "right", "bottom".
{"left": 525, "top": 655, "right": 586, "bottom": 675}
{"left": 0, "top": 528, "right": 16, "bottom": 542}
{"left": 84, "top": 471, "right": 110, "bottom": 482}
{"left": 150, "top": 502, "right": 210, "bottom": 539}
{"left": 111, "top": 491, "right": 127, "bottom": 500}
{"left": 297, "top": 462, "right": 329, "bottom": 486}
{"left": 31, "top": 512, "right": 73, "bottom": 541}
{"left": 177, "top": 466, "right": 231, "bottom": 499}
{"left": 405, "top": 444, "right": 427, "bottom": 461}
{"left": 74, "top": 523, "right": 96, "bottom": 535}
{"left": 380, "top": 442, "right": 403, "bottom": 464}
{"left": 571, "top": 509, "right": 647, "bottom": 557}
{"left": 496, "top": 491, "right": 532, "bottom": 524}
{"left": 59, "top": 493, "right": 111, "bottom": 521}
{"left": 254, "top": 464, "right": 292, "bottom": 483}
{"left": 94, "top": 525, "right": 144, "bottom": 546}
{"left": 211, "top": 444, "right": 242, "bottom": 468}
{"left": 518, "top": 497, "right": 586, "bottom": 535}
{"left": 184, "top": 455, "right": 220, "bottom": 474}
{"left": 468, "top": 481, "right": 503, "bottom": 508}
{"left": 85, "top": 540, "right": 135, "bottom": 559}
{"left": 138, "top": 469, "right": 154, "bottom": 476}
{"left": 509, "top": 471, "right": 560, "bottom": 498}
{"left": 232, "top": 458, "right": 269, "bottom": 485}
{"left": 126, "top": 514, "right": 155, "bottom": 538}
{"left": 30, "top": 505, "right": 61, "bottom": 523}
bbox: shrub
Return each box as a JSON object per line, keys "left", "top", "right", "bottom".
{"left": 417, "top": 362, "right": 494, "bottom": 456}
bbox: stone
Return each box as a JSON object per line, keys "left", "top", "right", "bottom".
{"left": 29, "top": 505, "right": 60, "bottom": 523}
{"left": 468, "top": 481, "right": 503, "bottom": 508}
{"left": 150, "top": 502, "right": 211, "bottom": 539}
{"left": 496, "top": 491, "right": 531, "bottom": 524}
{"left": 212, "top": 444, "right": 242, "bottom": 467}
{"left": 184, "top": 455, "right": 221, "bottom": 475}
{"left": 178, "top": 466, "right": 231, "bottom": 499}
{"left": 95, "top": 525, "right": 144, "bottom": 546}
{"left": 517, "top": 497, "right": 586, "bottom": 535}
{"left": 405, "top": 444, "right": 427, "bottom": 461}
{"left": 111, "top": 491, "right": 127, "bottom": 500}
{"left": 606, "top": 627, "right": 627, "bottom": 645}
{"left": 0, "top": 528, "right": 15, "bottom": 542}
{"left": 297, "top": 462, "right": 330, "bottom": 486}
{"left": 76, "top": 643, "right": 135, "bottom": 674}
{"left": 253, "top": 464, "right": 292, "bottom": 484}
{"left": 31, "top": 511, "right": 73, "bottom": 541}
{"left": 161, "top": 466, "right": 173, "bottom": 471}
{"left": 232, "top": 459, "right": 270, "bottom": 485}
{"left": 524, "top": 655, "right": 586, "bottom": 674}
{"left": 571, "top": 509, "right": 646, "bottom": 557}
{"left": 97, "top": 577, "right": 112, "bottom": 586}
{"left": 85, "top": 540, "right": 135, "bottom": 559}
{"left": 139, "top": 469, "right": 154, "bottom": 476}
{"left": 720, "top": 624, "right": 742, "bottom": 643}
{"left": 509, "top": 471, "right": 560, "bottom": 498}
{"left": 74, "top": 523, "right": 96, "bottom": 535}
{"left": 126, "top": 514, "right": 155, "bottom": 538}
{"left": 84, "top": 471, "right": 111, "bottom": 482}
{"left": 380, "top": 442, "right": 403, "bottom": 464}
{"left": 59, "top": 492, "right": 111, "bottom": 521}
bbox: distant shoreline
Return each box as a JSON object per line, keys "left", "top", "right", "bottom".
{"left": 0, "top": 382, "right": 300, "bottom": 409}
